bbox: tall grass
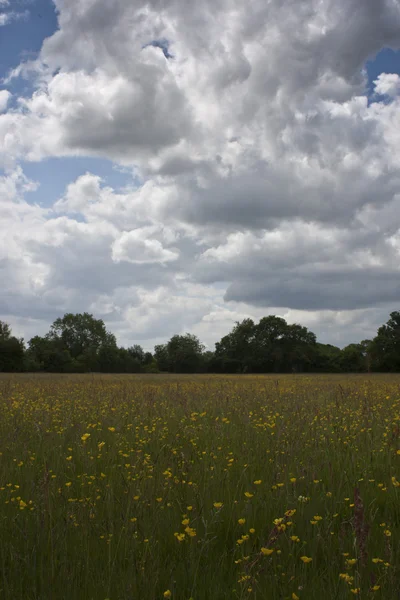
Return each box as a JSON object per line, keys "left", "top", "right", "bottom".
{"left": 0, "top": 373, "right": 399, "bottom": 599}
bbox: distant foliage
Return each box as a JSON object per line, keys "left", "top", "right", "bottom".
{"left": 0, "top": 310, "right": 399, "bottom": 372}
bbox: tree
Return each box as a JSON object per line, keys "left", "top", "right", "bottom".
{"left": 154, "top": 344, "right": 170, "bottom": 372}
{"left": 167, "top": 334, "right": 205, "bottom": 373}
{"left": 27, "top": 335, "right": 74, "bottom": 372}
{"left": 0, "top": 321, "right": 25, "bottom": 372}
{"left": 215, "top": 319, "right": 256, "bottom": 372}
{"left": 311, "top": 343, "right": 342, "bottom": 372}
{"left": 47, "top": 313, "right": 117, "bottom": 370}
{"left": 370, "top": 311, "right": 400, "bottom": 371}
{"left": 339, "top": 343, "right": 367, "bottom": 373}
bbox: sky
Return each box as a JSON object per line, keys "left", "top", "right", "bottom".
{"left": 1, "top": 0, "right": 400, "bottom": 352}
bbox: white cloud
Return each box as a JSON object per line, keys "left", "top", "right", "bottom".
{"left": 111, "top": 227, "right": 179, "bottom": 264}
{"left": 0, "top": 9, "right": 29, "bottom": 27}
{"left": 0, "top": 90, "right": 11, "bottom": 112}
{"left": 1, "top": 0, "right": 400, "bottom": 348}
{"left": 374, "top": 72, "right": 400, "bottom": 98}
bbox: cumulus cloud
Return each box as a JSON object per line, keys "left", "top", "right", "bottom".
{"left": 111, "top": 227, "right": 179, "bottom": 265}
{"left": 1, "top": 0, "right": 400, "bottom": 347}
{"left": 374, "top": 72, "right": 400, "bottom": 98}
{"left": 0, "top": 90, "right": 11, "bottom": 112}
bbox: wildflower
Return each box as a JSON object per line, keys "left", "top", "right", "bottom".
{"left": 108, "top": 427, "right": 116, "bottom": 432}
{"left": 372, "top": 586, "right": 380, "bottom": 591}
{"left": 339, "top": 574, "right": 353, "bottom": 583}
{"left": 372, "top": 558, "right": 383, "bottom": 564}
{"left": 81, "top": 433, "right": 90, "bottom": 442}
{"left": 182, "top": 518, "right": 190, "bottom": 526}
{"left": 261, "top": 548, "right": 274, "bottom": 556}
{"left": 346, "top": 559, "right": 357, "bottom": 566}
{"left": 19, "top": 500, "right": 27, "bottom": 509}
{"left": 66, "top": 456, "right": 72, "bottom": 461}
{"left": 238, "top": 518, "right": 246, "bottom": 525}
{"left": 292, "top": 594, "right": 300, "bottom": 600}
{"left": 163, "top": 591, "right": 172, "bottom": 598}
{"left": 350, "top": 589, "right": 360, "bottom": 595}
{"left": 213, "top": 502, "right": 223, "bottom": 509}
{"left": 187, "top": 506, "right": 193, "bottom": 511}
{"left": 290, "top": 478, "right": 297, "bottom": 483}
{"left": 300, "top": 556, "right": 312, "bottom": 564}
{"left": 244, "top": 492, "right": 253, "bottom": 498}
{"left": 290, "top": 535, "right": 300, "bottom": 542}
{"left": 184, "top": 526, "right": 196, "bottom": 537}
{"left": 249, "top": 528, "right": 255, "bottom": 534}
{"left": 253, "top": 480, "right": 262, "bottom": 485}
{"left": 285, "top": 509, "right": 296, "bottom": 517}
{"left": 384, "top": 529, "right": 391, "bottom": 537}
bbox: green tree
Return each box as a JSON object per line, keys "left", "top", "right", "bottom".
{"left": 154, "top": 344, "right": 170, "bottom": 372}
{"left": 339, "top": 343, "right": 367, "bottom": 372}
{"left": 215, "top": 319, "right": 256, "bottom": 372}
{"left": 0, "top": 321, "right": 25, "bottom": 372}
{"left": 167, "top": 334, "right": 205, "bottom": 373}
{"left": 27, "top": 335, "right": 74, "bottom": 372}
{"left": 47, "top": 313, "right": 117, "bottom": 371}
{"left": 370, "top": 311, "right": 400, "bottom": 371}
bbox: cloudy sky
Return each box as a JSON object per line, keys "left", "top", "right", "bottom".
{"left": 1, "top": 0, "right": 400, "bottom": 351}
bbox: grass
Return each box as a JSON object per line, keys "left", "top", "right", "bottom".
{"left": 0, "top": 373, "right": 400, "bottom": 599}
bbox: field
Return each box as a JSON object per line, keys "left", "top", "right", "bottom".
{"left": 0, "top": 373, "right": 400, "bottom": 600}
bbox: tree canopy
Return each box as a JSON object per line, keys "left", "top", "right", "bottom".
{"left": 0, "top": 310, "right": 400, "bottom": 373}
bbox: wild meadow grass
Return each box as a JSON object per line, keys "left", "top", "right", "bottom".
{"left": 0, "top": 373, "right": 400, "bottom": 600}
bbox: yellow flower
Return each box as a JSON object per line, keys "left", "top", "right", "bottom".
{"left": 187, "top": 506, "right": 193, "bottom": 511}
{"left": 19, "top": 500, "right": 27, "bottom": 509}
{"left": 261, "top": 548, "right": 274, "bottom": 556}
{"left": 300, "top": 556, "right": 312, "bottom": 563}
{"left": 249, "top": 528, "right": 255, "bottom": 534}
{"left": 384, "top": 529, "right": 391, "bottom": 537}
{"left": 292, "top": 594, "right": 300, "bottom": 600}
{"left": 253, "top": 480, "right": 262, "bottom": 485}
{"left": 372, "top": 586, "right": 380, "bottom": 591}
{"left": 213, "top": 502, "right": 223, "bottom": 509}
{"left": 397, "top": 450, "right": 400, "bottom": 455}
{"left": 182, "top": 518, "right": 190, "bottom": 526}
{"left": 290, "top": 535, "right": 300, "bottom": 542}
{"left": 81, "top": 433, "right": 90, "bottom": 442}
{"left": 238, "top": 518, "right": 246, "bottom": 525}
{"left": 185, "top": 526, "right": 196, "bottom": 538}
{"left": 163, "top": 591, "right": 172, "bottom": 598}
{"left": 290, "top": 478, "right": 297, "bottom": 483}
{"left": 108, "top": 427, "right": 116, "bottom": 432}
{"left": 350, "top": 589, "right": 360, "bottom": 595}
{"left": 372, "top": 558, "right": 383, "bottom": 564}
{"left": 66, "top": 456, "right": 72, "bottom": 461}
{"left": 244, "top": 492, "right": 254, "bottom": 498}
{"left": 346, "top": 559, "right": 357, "bottom": 566}
{"left": 65, "top": 482, "right": 72, "bottom": 487}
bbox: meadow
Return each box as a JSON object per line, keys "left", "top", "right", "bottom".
{"left": 0, "top": 373, "right": 399, "bottom": 600}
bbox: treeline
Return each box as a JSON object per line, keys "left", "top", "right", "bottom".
{"left": 1, "top": 310, "right": 400, "bottom": 374}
